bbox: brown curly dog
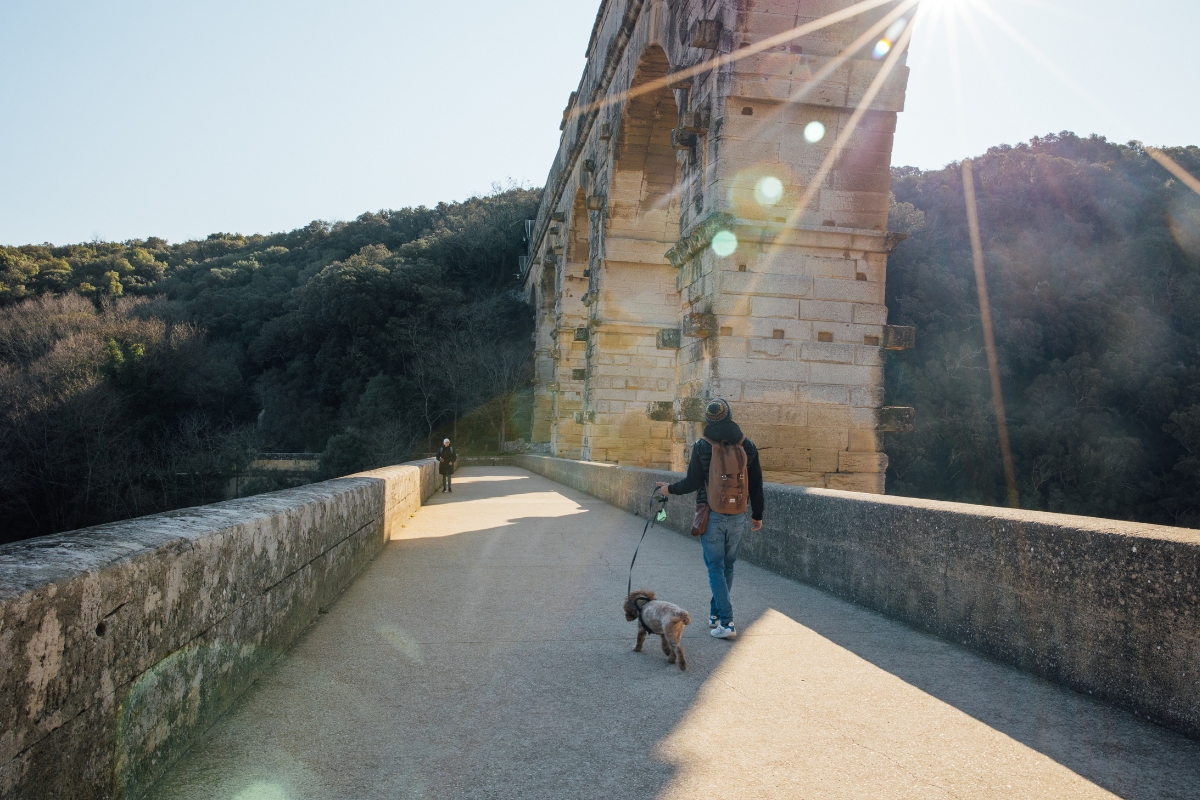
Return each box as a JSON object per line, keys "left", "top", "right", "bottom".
{"left": 624, "top": 589, "right": 691, "bottom": 671}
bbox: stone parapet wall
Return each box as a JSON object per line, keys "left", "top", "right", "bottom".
{"left": 515, "top": 455, "right": 1200, "bottom": 740}
{"left": 457, "top": 457, "right": 518, "bottom": 468}
{"left": 0, "top": 459, "right": 438, "bottom": 800}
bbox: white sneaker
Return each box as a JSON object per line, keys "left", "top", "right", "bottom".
{"left": 711, "top": 623, "right": 737, "bottom": 639}
{"left": 708, "top": 615, "right": 718, "bottom": 629}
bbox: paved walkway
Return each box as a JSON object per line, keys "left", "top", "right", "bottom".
{"left": 149, "top": 467, "right": 1199, "bottom": 800}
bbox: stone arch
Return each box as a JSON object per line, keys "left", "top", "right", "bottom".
{"left": 530, "top": 256, "right": 558, "bottom": 447}
{"left": 553, "top": 188, "right": 590, "bottom": 314}
{"left": 608, "top": 44, "right": 682, "bottom": 243}
{"left": 566, "top": 189, "right": 590, "bottom": 266}
{"left": 548, "top": 188, "right": 590, "bottom": 460}
{"left": 538, "top": 262, "right": 554, "bottom": 316}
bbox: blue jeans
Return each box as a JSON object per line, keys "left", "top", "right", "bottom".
{"left": 700, "top": 511, "right": 745, "bottom": 625}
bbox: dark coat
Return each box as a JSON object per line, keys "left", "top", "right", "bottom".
{"left": 666, "top": 419, "right": 764, "bottom": 520}
{"left": 437, "top": 445, "right": 457, "bottom": 475}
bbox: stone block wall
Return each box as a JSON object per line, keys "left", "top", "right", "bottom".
{"left": 0, "top": 459, "right": 438, "bottom": 800}
{"left": 515, "top": 455, "right": 1200, "bottom": 740}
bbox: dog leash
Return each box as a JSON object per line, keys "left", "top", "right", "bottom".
{"left": 627, "top": 489, "right": 669, "bottom": 597}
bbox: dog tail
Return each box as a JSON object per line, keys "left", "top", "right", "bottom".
{"left": 680, "top": 610, "right": 691, "bottom": 626}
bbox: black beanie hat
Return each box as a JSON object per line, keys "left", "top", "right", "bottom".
{"left": 704, "top": 398, "right": 731, "bottom": 423}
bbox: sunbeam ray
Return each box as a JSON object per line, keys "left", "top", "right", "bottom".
{"left": 1147, "top": 149, "right": 1200, "bottom": 197}
{"left": 957, "top": 0, "right": 1021, "bottom": 113}
{"left": 962, "top": 157, "right": 1020, "bottom": 508}
{"left": 966, "top": 0, "right": 1126, "bottom": 134}
{"left": 965, "top": 0, "right": 1200, "bottom": 199}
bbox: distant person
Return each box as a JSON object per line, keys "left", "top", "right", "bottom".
{"left": 655, "top": 398, "right": 763, "bottom": 640}
{"left": 437, "top": 438, "right": 457, "bottom": 492}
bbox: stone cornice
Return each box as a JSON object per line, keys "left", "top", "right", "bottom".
{"left": 666, "top": 213, "right": 910, "bottom": 264}
{"left": 665, "top": 212, "right": 736, "bottom": 268}
{"left": 584, "top": 0, "right": 614, "bottom": 59}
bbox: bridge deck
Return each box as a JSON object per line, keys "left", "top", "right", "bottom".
{"left": 149, "top": 467, "right": 1198, "bottom": 800}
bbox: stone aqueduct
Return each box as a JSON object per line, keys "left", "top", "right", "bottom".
{"left": 522, "top": 0, "right": 917, "bottom": 492}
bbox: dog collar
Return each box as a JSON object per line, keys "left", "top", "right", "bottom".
{"left": 633, "top": 596, "right": 654, "bottom": 635}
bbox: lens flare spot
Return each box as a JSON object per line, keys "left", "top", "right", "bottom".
{"left": 233, "top": 783, "right": 288, "bottom": 800}
{"left": 885, "top": 18, "right": 908, "bottom": 42}
{"left": 873, "top": 39, "right": 891, "bottom": 59}
{"left": 803, "top": 121, "right": 826, "bottom": 143}
{"left": 379, "top": 625, "right": 423, "bottom": 663}
{"left": 754, "top": 176, "right": 784, "bottom": 206}
{"left": 1168, "top": 201, "right": 1200, "bottom": 257}
{"left": 711, "top": 230, "right": 738, "bottom": 257}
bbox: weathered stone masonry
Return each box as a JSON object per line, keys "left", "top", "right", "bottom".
{"left": 523, "top": 0, "right": 917, "bottom": 491}
{"left": 0, "top": 460, "right": 438, "bottom": 800}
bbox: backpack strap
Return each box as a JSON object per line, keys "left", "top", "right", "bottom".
{"left": 699, "top": 437, "right": 716, "bottom": 474}
{"left": 701, "top": 436, "right": 745, "bottom": 446}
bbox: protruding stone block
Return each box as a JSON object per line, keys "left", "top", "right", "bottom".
{"left": 656, "top": 328, "right": 682, "bottom": 349}
{"left": 884, "top": 231, "right": 908, "bottom": 253}
{"left": 882, "top": 325, "right": 916, "bottom": 350}
{"left": 671, "top": 128, "right": 697, "bottom": 150}
{"left": 680, "top": 105, "right": 709, "bottom": 133}
{"left": 879, "top": 406, "right": 915, "bottom": 432}
{"left": 689, "top": 19, "right": 722, "bottom": 50}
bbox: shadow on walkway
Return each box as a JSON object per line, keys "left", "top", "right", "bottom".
{"left": 146, "top": 467, "right": 1198, "bottom": 800}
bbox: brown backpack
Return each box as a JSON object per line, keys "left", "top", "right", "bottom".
{"left": 702, "top": 436, "right": 748, "bottom": 515}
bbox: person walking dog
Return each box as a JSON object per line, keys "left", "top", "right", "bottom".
{"left": 437, "top": 438, "right": 457, "bottom": 492}
{"left": 656, "top": 398, "right": 763, "bottom": 640}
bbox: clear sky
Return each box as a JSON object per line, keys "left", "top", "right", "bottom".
{"left": 1, "top": 0, "right": 1196, "bottom": 246}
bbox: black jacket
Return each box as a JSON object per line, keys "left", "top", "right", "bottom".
{"left": 437, "top": 445, "right": 457, "bottom": 475}
{"left": 667, "top": 420, "right": 764, "bottom": 520}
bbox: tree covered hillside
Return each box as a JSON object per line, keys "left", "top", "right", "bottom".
{"left": 885, "top": 134, "right": 1200, "bottom": 527}
{"left": 0, "top": 188, "right": 539, "bottom": 541}
{"left": 4, "top": 133, "right": 1200, "bottom": 540}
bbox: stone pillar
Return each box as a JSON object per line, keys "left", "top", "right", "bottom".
{"left": 549, "top": 197, "right": 591, "bottom": 460}
{"left": 531, "top": 263, "right": 556, "bottom": 447}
